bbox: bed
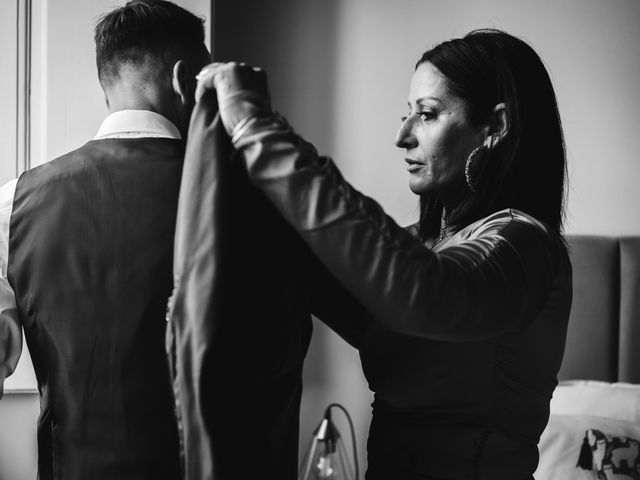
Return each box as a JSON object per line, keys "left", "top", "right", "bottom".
{"left": 535, "top": 235, "right": 640, "bottom": 479}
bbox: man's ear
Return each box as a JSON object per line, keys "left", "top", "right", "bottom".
{"left": 485, "top": 102, "right": 509, "bottom": 148}
{"left": 171, "top": 60, "right": 189, "bottom": 106}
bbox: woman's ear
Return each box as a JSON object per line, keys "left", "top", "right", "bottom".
{"left": 486, "top": 102, "right": 509, "bottom": 148}
{"left": 171, "top": 60, "right": 189, "bottom": 106}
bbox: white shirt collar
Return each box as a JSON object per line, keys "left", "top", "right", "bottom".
{"left": 94, "top": 110, "right": 182, "bottom": 140}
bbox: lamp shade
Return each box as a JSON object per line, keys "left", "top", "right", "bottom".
{"left": 299, "top": 404, "right": 358, "bottom": 480}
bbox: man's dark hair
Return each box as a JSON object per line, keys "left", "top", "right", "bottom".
{"left": 95, "top": 0, "right": 206, "bottom": 86}
{"left": 416, "top": 29, "right": 567, "bottom": 241}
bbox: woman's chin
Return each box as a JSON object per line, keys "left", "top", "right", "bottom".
{"left": 408, "top": 179, "right": 431, "bottom": 196}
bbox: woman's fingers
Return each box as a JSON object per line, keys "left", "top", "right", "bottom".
{"left": 195, "top": 62, "right": 268, "bottom": 104}
{"left": 194, "top": 62, "right": 222, "bottom": 103}
{"left": 194, "top": 62, "right": 271, "bottom": 137}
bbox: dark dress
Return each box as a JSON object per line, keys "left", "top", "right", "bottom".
{"left": 226, "top": 111, "right": 573, "bottom": 480}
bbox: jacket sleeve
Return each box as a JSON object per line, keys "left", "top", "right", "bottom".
{"left": 0, "top": 179, "right": 22, "bottom": 399}
{"left": 310, "top": 256, "right": 373, "bottom": 349}
{"left": 234, "top": 115, "right": 564, "bottom": 342}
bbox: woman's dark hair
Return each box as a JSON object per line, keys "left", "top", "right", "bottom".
{"left": 416, "top": 29, "right": 566, "bottom": 241}
{"left": 94, "top": 0, "right": 206, "bottom": 86}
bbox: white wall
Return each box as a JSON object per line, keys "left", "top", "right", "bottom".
{"left": 0, "top": 394, "right": 39, "bottom": 480}
{"left": 0, "top": 1, "right": 19, "bottom": 185}
{"left": 213, "top": 0, "right": 640, "bottom": 473}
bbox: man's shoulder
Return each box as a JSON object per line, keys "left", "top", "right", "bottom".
{"left": 20, "top": 141, "right": 97, "bottom": 181}
{"left": 20, "top": 137, "right": 185, "bottom": 185}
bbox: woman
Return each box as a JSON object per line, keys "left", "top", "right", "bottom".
{"left": 196, "top": 29, "right": 572, "bottom": 479}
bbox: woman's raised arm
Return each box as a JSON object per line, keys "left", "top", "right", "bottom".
{"left": 196, "top": 63, "right": 569, "bottom": 342}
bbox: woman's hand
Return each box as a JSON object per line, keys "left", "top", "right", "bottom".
{"left": 195, "top": 62, "right": 272, "bottom": 138}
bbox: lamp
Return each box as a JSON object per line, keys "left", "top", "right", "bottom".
{"left": 299, "top": 403, "right": 359, "bottom": 480}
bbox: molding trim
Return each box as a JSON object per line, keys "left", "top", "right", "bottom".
{"left": 16, "top": 0, "right": 32, "bottom": 174}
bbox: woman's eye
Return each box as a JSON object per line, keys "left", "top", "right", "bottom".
{"left": 400, "top": 111, "right": 434, "bottom": 123}
{"left": 419, "top": 112, "right": 435, "bottom": 121}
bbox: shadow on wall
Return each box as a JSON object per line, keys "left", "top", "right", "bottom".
{"left": 214, "top": 0, "right": 339, "bottom": 151}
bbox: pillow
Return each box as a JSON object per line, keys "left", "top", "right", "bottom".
{"left": 534, "top": 381, "right": 640, "bottom": 480}
{"left": 547, "top": 381, "right": 640, "bottom": 421}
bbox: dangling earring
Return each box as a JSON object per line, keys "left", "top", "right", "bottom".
{"left": 464, "top": 145, "right": 486, "bottom": 192}
{"left": 464, "top": 136, "right": 495, "bottom": 192}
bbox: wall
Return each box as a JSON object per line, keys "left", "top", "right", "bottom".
{"left": 0, "top": 394, "right": 39, "bottom": 480}
{"left": 213, "top": 0, "right": 640, "bottom": 473}
{"left": 0, "top": 1, "right": 19, "bottom": 186}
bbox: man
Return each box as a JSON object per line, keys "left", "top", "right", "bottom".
{"left": 0, "top": 1, "right": 210, "bottom": 478}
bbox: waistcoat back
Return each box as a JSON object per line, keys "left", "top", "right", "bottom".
{"left": 8, "top": 138, "right": 184, "bottom": 480}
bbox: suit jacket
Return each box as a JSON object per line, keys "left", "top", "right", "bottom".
{"left": 8, "top": 138, "right": 184, "bottom": 479}
{"left": 166, "top": 91, "right": 314, "bottom": 479}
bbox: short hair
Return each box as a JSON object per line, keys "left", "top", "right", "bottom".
{"left": 415, "top": 29, "right": 567, "bottom": 240}
{"left": 95, "top": 0, "right": 206, "bottom": 86}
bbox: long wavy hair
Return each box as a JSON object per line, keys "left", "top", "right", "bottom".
{"left": 415, "top": 29, "right": 567, "bottom": 242}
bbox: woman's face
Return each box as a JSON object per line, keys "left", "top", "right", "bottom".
{"left": 395, "top": 62, "right": 487, "bottom": 201}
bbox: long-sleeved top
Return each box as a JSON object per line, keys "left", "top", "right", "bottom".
{"left": 227, "top": 109, "right": 572, "bottom": 461}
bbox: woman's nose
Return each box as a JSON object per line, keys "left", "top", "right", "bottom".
{"left": 395, "top": 117, "right": 416, "bottom": 149}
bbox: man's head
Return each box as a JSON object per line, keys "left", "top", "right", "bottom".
{"left": 95, "top": 0, "right": 211, "bottom": 137}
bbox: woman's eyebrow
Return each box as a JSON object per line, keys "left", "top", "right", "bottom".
{"left": 415, "top": 96, "right": 442, "bottom": 106}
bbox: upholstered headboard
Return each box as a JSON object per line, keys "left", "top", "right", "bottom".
{"left": 559, "top": 235, "right": 640, "bottom": 383}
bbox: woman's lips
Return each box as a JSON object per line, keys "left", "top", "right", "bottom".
{"left": 405, "top": 159, "right": 423, "bottom": 172}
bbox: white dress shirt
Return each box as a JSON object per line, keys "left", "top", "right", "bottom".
{"left": 0, "top": 110, "right": 181, "bottom": 397}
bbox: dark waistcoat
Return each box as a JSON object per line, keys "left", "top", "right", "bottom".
{"left": 8, "top": 138, "right": 184, "bottom": 480}
{"left": 167, "top": 93, "right": 313, "bottom": 479}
